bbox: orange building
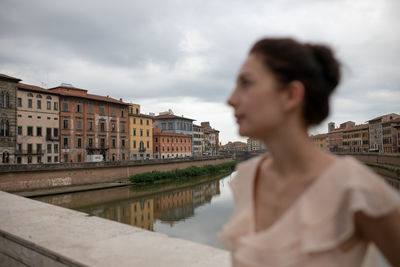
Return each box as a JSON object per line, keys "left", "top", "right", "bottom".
{"left": 152, "top": 128, "right": 192, "bottom": 159}
{"left": 342, "top": 124, "right": 369, "bottom": 153}
{"left": 48, "top": 84, "right": 130, "bottom": 162}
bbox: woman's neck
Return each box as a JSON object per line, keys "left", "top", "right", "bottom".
{"left": 261, "top": 122, "right": 332, "bottom": 177}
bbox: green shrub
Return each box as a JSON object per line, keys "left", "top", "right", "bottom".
{"left": 129, "top": 160, "right": 238, "bottom": 184}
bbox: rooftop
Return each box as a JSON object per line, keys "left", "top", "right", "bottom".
{"left": 0, "top": 73, "right": 22, "bottom": 82}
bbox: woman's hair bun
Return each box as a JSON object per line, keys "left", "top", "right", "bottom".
{"left": 307, "top": 44, "right": 341, "bottom": 91}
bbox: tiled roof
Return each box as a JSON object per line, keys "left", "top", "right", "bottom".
{"left": 368, "top": 113, "right": 399, "bottom": 122}
{"left": 342, "top": 124, "right": 369, "bottom": 132}
{"left": 0, "top": 73, "right": 21, "bottom": 82}
{"left": 18, "top": 83, "right": 59, "bottom": 95}
{"left": 48, "top": 86, "right": 129, "bottom": 105}
{"left": 154, "top": 114, "right": 195, "bottom": 121}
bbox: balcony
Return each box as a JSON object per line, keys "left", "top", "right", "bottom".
{"left": 15, "top": 150, "right": 45, "bottom": 155}
{"left": 46, "top": 135, "right": 60, "bottom": 141}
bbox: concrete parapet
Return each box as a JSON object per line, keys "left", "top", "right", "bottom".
{"left": 0, "top": 191, "right": 230, "bottom": 266}
{"left": 0, "top": 156, "right": 232, "bottom": 192}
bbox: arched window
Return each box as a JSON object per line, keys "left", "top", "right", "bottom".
{"left": 36, "top": 94, "right": 42, "bottom": 98}
{"left": 2, "top": 152, "right": 9, "bottom": 163}
{"left": 27, "top": 93, "right": 33, "bottom": 97}
{"left": 46, "top": 96, "right": 52, "bottom": 99}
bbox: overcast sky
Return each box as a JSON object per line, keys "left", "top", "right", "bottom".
{"left": 1, "top": 0, "right": 399, "bottom": 144}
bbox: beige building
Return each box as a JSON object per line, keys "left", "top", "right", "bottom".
{"left": 310, "top": 133, "right": 328, "bottom": 151}
{"left": 15, "top": 83, "right": 60, "bottom": 164}
{"left": 193, "top": 124, "right": 204, "bottom": 156}
{"left": 247, "top": 138, "right": 266, "bottom": 151}
{"left": 368, "top": 113, "right": 400, "bottom": 152}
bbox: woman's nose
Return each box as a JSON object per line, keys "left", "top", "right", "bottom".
{"left": 227, "top": 88, "right": 238, "bottom": 107}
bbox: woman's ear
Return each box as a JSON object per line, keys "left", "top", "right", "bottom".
{"left": 282, "top": 80, "right": 305, "bottom": 112}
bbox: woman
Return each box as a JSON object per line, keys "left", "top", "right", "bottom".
{"left": 219, "top": 38, "right": 400, "bottom": 266}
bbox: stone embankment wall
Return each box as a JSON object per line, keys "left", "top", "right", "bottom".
{"left": 0, "top": 191, "right": 230, "bottom": 267}
{"left": 341, "top": 152, "right": 400, "bottom": 166}
{"left": 0, "top": 156, "right": 232, "bottom": 192}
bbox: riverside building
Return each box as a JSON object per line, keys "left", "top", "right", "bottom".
{"left": 193, "top": 124, "right": 204, "bottom": 156}
{"left": 152, "top": 128, "right": 192, "bottom": 159}
{"left": 16, "top": 83, "right": 60, "bottom": 164}
{"left": 128, "top": 103, "right": 153, "bottom": 160}
{"left": 48, "top": 84, "right": 129, "bottom": 163}
{"left": 0, "top": 74, "right": 19, "bottom": 164}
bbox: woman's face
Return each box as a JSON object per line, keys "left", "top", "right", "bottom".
{"left": 227, "top": 53, "right": 287, "bottom": 138}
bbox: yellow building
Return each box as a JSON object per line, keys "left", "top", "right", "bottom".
{"left": 342, "top": 124, "right": 369, "bottom": 153}
{"left": 130, "top": 199, "right": 154, "bottom": 231}
{"left": 310, "top": 133, "right": 328, "bottom": 151}
{"left": 128, "top": 104, "right": 153, "bottom": 160}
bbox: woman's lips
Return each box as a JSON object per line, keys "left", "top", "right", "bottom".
{"left": 235, "top": 114, "right": 245, "bottom": 123}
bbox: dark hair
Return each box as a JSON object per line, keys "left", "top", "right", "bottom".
{"left": 250, "top": 38, "right": 340, "bottom": 126}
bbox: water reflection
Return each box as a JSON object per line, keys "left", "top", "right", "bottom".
{"left": 34, "top": 173, "right": 235, "bottom": 249}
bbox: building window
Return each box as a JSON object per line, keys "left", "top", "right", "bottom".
{"left": 147, "top": 141, "right": 149, "bottom": 148}
{"left": 112, "top": 138, "right": 116, "bottom": 148}
{"left": 133, "top": 141, "right": 136, "bottom": 148}
{"left": 111, "top": 106, "right": 116, "bottom": 117}
{"left": 37, "top": 144, "right": 42, "bottom": 154}
{"left": 88, "top": 103, "right": 93, "bottom": 114}
{"left": 54, "top": 128, "right": 59, "bottom": 138}
{"left": 76, "top": 102, "right": 82, "bottom": 113}
{"left": 0, "top": 92, "right": 9, "bottom": 108}
{"left": 28, "top": 99, "right": 33, "bottom": 108}
{"left": 63, "top": 118, "right": 69, "bottom": 129}
{"left": 146, "top": 120, "right": 149, "bottom": 126}
{"left": 63, "top": 137, "right": 68, "bottom": 148}
{"left": 47, "top": 101, "right": 51, "bottom": 110}
{"left": 27, "top": 126, "right": 33, "bottom": 136}
{"left": 162, "top": 123, "right": 166, "bottom": 130}
{"left": 17, "top": 98, "right": 22, "bottom": 107}
{"left": 54, "top": 144, "right": 59, "bottom": 153}
{"left": 88, "top": 120, "right": 93, "bottom": 131}
{"left": 17, "top": 143, "right": 22, "bottom": 152}
{"left": 36, "top": 127, "right": 42, "bottom": 137}
{"left": 47, "top": 156, "right": 52, "bottom": 163}
{"left": 100, "top": 137, "right": 105, "bottom": 147}
{"left": 100, "top": 121, "right": 105, "bottom": 132}
{"left": 111, "top": 121, "right": 116, "bottom": 132}
{"left": 76, "top": 118, "right": 83, "bottom": 130}
{"left": 54, "top": 156, "right": 58, "bottom": 162}
{"left": 133, "top": 128, "right": 136, "bottom": 136}
{"left": 54, "top": 102, "right": 58, "bottom": 111}
{"left": 37, "top": 100, "right": 41, "bottom": 109}
{"left": 136, "top": 108, "right": 139, "bottom": 114}
{"left": 140, "top": 129, "right": 143, "bottom": 137}
{"left": 121, "top": 122, "right": 126, "bottom": 133}
{"left": 168, "top": 122, "right": 173, "bottom": 130}
{"left": 122, "top": 139, "right": 125, "bottom": 148}
{"left": 62, "top": 101, "right": 69, "bottom": 111}
{"left": 77, "top": 154, "right": 82, "bottom": 162}
{"left": 100, "top": 105, "right": 105, "bottom": 116}
{"left": 133, "top": 118, "right": 136, "bottom": 124}
{"left": 0, "top": 120, "right": 10, "bottom": 136}
{"left": 140, "top": 119, "right": 143, "bottom": 125}
{"left": 16, "top": 157, "right": 22, "bottom": 164}
{"left": 63, "top": 154, "right": 68, "bottom": 163}
{"left": 146, "top": 129, "right": 149, "bottom": 137}
{"left": 121, "top": 109, "right": 125, "bottom": 118}
{"left": 88, "top": 137, "right": 93, "bottom": 147}
{"left": 47, "top": 144, "right": 52, "bottom": 153}
{"left": 77, "top": 137, "right": 82, "bottom": 148}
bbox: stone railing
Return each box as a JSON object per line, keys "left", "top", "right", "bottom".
{"left": 0, "top": 191, "right": 230, "bottom": 266}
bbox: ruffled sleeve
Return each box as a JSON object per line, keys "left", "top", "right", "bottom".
{"left": 300, "top": 156, "right": 400, "bottom": 253}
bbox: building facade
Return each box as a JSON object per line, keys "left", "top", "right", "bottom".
{"left": 193, "top": 124, "right": 204, "bottom": 156}
{"left": 368, "top": 113, "right": 400, "bottom": 152}
{"left": 342, "top": 124, "right": 369, "bottom": 153}
{"left": 16, "top": 83, "right": 60, "bottom": 164}
{"left": 48, "top": 84, "right": 129, "bottom": 163}
{"left": 0, "top": 74, "right": 19, "bottom": 164}
{"left": 128, "top": 104, "right": 153, "bottom": 160}
{"left": 382, "top": 118, "right": 400, "bottom": 153}
{"left": 247, "top": 138, "right": 266, "bottom": 151}
{"left": 201, "top": 122, "right": 219, "bottom": 156}
{"left": 152, "top": 128, "right": 192, "bottom": 159}
{"left": 310, "top": 134, "right": 328, "bottom": 151}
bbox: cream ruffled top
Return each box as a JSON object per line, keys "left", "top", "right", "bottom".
{"left": 219, "top": 155, "right": 400, "bottom": 267}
